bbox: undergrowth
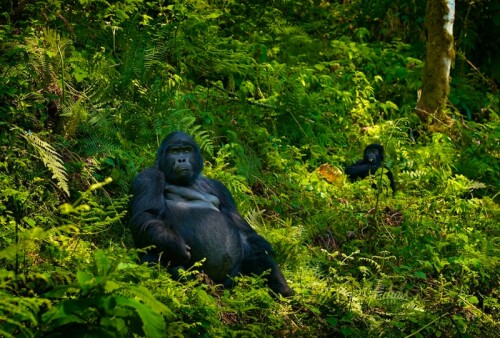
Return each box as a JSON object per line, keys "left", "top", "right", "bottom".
{"left": 0, "top": 0, "right": 498, "bottom": 336}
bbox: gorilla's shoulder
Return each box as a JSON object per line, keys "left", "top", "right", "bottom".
{"left": 132, "top": 167, "right": 165, "bottom": 186}
{"left": 132, "top": 167, "right": 165, "bottom": 192}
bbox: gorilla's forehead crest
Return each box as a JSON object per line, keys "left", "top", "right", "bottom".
{"left": 158, "top": 131, "right": 200, "bottom": 156}
{"left": 165, "top": 131, "right": 195, "bottom": 145}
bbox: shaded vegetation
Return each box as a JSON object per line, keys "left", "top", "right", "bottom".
{"left": 0, "top": 0, "right": 498, "bottom": 336}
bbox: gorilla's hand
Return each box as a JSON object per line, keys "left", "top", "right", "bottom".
{"left": 168, "top": 238, "right": 191, "bottom": 264}
{"left": 152, "top": 226, "right": 192, "bottom": 264}
{"left": 183, "top": 244, "right": 192, "bottom": 260}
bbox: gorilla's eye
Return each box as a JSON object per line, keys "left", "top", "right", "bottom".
{"left": 168, "top": 146, "right": 192, "bottom": 155}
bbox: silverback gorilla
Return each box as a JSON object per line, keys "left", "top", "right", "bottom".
{"left": 130, "top": 131, "right": 294, "bottom": 297}
{"left": 345, "top": 143, "right": 396, "bottom": 193}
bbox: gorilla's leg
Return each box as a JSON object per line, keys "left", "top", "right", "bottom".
{"left": 241, "top": 250, "right": 294, "bottom": 297}
{"left": 140, "top": 253, "right": 161, "bottom": 265}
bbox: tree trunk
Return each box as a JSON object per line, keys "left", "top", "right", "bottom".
{"left": 416, "top": 0, "right": 455, "bottom": 130}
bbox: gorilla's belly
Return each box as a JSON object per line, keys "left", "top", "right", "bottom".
{"left": 172, "top": 209, "right": 243, "bottom": 281}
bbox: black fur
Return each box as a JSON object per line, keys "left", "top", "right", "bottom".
{"left": 129, "top": 131, "right": 293, "bottom": 296}
{"left": 345, "top": 144, "right": 395, "bottom": 193}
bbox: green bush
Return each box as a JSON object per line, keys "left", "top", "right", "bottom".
{"left": 0, "top": 0, "right": 498, "bottom": 336}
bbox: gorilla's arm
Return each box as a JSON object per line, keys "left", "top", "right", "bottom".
{"left": 346, "top": 162, "right": 396, "bottom": 193}
{"left": 130, "top": 168, "right": 191, "bottom": 264}
{"left": 384, "top": 167, "right": 396, "bottom": 193}
{"left": 346, "top": 161, "right": 379, "bottom": 180}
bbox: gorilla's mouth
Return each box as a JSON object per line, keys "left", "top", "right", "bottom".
{"left": 176, "top": 167, "right": 192, "bottom": 176}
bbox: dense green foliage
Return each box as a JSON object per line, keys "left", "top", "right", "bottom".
{"left": 1, "top": 0, "right": 499, "bottom": 336}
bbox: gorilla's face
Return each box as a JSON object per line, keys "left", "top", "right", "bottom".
{"left": 364, "top": 149, "right": 379, "bottom": 164}
{"left": 166, "top": 145, "right": 196, "bottom": 184}
{"left": 157, "top": 132, "right": 203, "bottom": 186}
{"left": 363, "top": 145, "right": 384, "bottom": 165}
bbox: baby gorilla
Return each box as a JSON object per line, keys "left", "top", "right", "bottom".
{"left": 345, "top": 143, "right": 395, "bottom": 193}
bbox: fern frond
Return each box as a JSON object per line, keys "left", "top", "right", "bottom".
{"left": 0, "top": 291, "right": 46, "bottom": 337}
{"left": 374, "top": 278, "right": 390, "bottom": 295}
{"left": 188, "top": 126, "right": 214, "bottom": 157}
{"left": 23, "top": 28, "right": 72, "bottom": 94}
{"left": 81, "top": 134, "right": 118, "bottom": 156}
{"left": 223, "top": 173, "right": 252, "bottom": 198}
{"left": 19, "top": 129, "right": 69, "bottom": 196}
{"left": 359, "top": 256, "right": 381, "bottom": 272}
{"left": 61, "top": 98, "right": 88, "bottom": 138}
{"left": 377, "top": 291, "right": 408, "bottom": 303}
{"left": 152, "top": 113, "right": 165, "bottom": 140}
{"left": 245, "top": 208, "right": 266, "bottom": 229}
{"left": 174, "top": 116, "right": 214, "bottom": 157}
{"left": 275, "top": 24, "right": 306, "bottom": 36}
